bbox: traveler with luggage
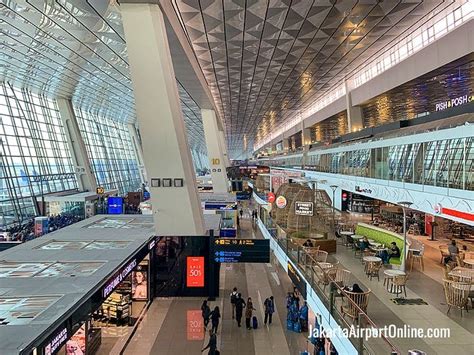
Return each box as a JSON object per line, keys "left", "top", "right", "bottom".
{"left": 245, "top": 297, "right": 256, "bottom": 330}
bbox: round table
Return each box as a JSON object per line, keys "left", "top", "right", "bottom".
{"left": 363, "top": 256, "right": 382, "bottom": 263}
{"left": 317, "top": 262, "right": 334, "bottom": 270}
{"left": 351, "top": 235, "right": 364, "bottom": 240}
{"left": 383, "top": 269, "right": 406, "bottom": 292}
{"left": 340, "top": 231, "right": 354, "bottom": 236}
{"left": 367, "top": 239, "right": 375, "bottom": 243}
{"left": 463, "top": 258, "right": 474, "bottom": 267}
{"left": 370, "top": 242, "right": 382, "bottom": 248}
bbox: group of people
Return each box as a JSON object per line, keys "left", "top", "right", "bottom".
{"left": 443, "top": 239, "right": 468, "bottom": 265}
{"left": 3, "top": 213, "right": 84, "bottom": 242}
{"left": 286, "top": 288, "right": 309, "bottom": 333}
{"left": 353, "top": 236, "right": 401, "bottom": 265}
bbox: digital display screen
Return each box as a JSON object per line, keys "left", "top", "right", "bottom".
{"left": 213, "top": 239, "right": 270, "bottom": 263}
{"left": 186, "top": 256, "right": 205, "bottom": 287}
{"left": 288, "top": 262, "right": 307, "bottom": 299}
{"left": 107, "top": 197, "right": 123, "bottom": 214}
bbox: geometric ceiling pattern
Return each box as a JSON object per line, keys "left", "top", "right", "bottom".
{"left": 172, "top": 0, "right": 463, "bottom": 156}
{"left": 0, "top": 0, "right": 206, "bottom": 153}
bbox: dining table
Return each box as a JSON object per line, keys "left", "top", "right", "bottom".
{"left": 351, "top": 235, "right": 364, "bottom": 240}
{"left": 463, "top": 258, "right": 474, "bottom": 268}
{"left": 449, "top": 267, "right": 474, "bottom": 279}
{"left": 383, "top": 269, "right": 407, "bottom": 292}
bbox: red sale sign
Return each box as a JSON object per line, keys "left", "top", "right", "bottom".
{"left": 186, "top": 256, "right": 204, "bottom": 287}
{"left": 187, "top": 310, "right": 204, "bottom": 340}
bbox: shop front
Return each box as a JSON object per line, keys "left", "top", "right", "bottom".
{"left": 35, "top": 238, "right": 155, "bottom": 355}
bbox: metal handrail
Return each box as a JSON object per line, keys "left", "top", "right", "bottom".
{"left": 276, "top": 235, "right": 401, "bottom": 355}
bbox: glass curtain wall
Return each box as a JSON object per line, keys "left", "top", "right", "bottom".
{"left": 73, "top": 108, "right": 141, "bottom": 194}
{"left": 0, "top": 83, "right": 77, "bottom": 227}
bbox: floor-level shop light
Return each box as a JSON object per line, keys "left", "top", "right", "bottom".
{"left": 397, "top": 201, "right": 413, "bottom": 272}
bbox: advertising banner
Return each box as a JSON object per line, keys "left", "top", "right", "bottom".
{"left": 186, "top": 256, "right": 205, "bottom": 287}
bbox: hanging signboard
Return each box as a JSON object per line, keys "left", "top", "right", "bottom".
{"left": 295, "top": 201, "right": 314, "bottom": 216}
{"left": 213, "top": 239, "right": 270, "bottom": 263}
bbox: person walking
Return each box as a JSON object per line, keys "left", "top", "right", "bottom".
{"left": 235, "top": 293, "right": 246, "bottom": 327}
{"left": 201, "top": 300, "right": 211, "bottom": 329}
{"left": 239, "top": 208, "right": 244, "bottom": 219}
{"left": 263, "top": 296, "right": 275, "bottom": 325}
{"left": 245, "top": 297, "right": 256, "bottom": 330}
{"left": 201, "top": 329, "right": 217, "bottom": 355}
{"left": 210, "top": 306, "right": 221, "bottom": 334}
{"left": 230, "top": 287, "right": 238, "bottom": 319}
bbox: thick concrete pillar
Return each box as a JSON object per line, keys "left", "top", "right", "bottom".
{"left": 121, "top": 2, "right": 205, "bottom": 235}
{"left": 345, "top": 80, "right": 364, "bottom": 132}
{"left": 57, "top": 99, "right": 97, "bottom": 192}
{"left": 128, "top": 124, "right": 147, "bottom": 183}
{"left": 202, "top": 109, "right": 229, "bottom": 193}
{"left": 218, "top": 130, "right": 230, "bottom": 167}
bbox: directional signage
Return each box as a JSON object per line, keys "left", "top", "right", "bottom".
{"left": 213, "top": 239, "right": 270, "bottom": 263}
{"left": 295, "top": 201, "right": 313, "bottom": 216}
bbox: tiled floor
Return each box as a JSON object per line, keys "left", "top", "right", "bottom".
{"left": 120, "top": 208, "right": 310, "bottom": 355}
{"left": 331, "top": 241, "right": 474, "bottom": 355}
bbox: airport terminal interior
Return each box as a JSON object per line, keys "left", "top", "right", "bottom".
{"left": 0, "top": 1, "right": 474, "bottom": 355}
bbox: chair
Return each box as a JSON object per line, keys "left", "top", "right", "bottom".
{"left": 314, "top": 250, "right": 328, "bottom": 263}
{"left": 328, "top": 268, "right": 351, "bottom": 288}
{"left": 392, "top": 275, "right": 408, "bottom": 298}
{"left": 341, "top": 289, "right": 371, "bottom": 321}
{"left": 410, "top": 245, "right": 425, "bottom": 272}
{"left": 442, "top": 279, "right": 471, "bottom": 316}
{"left": 443, "top": 264, "right": 455, "bottom": 281}
{"left": 353, "top": 240, "right": 364, "bottom": 258}
{"left": 366, "top": 260, "right": 383, "bottom": 281}
{"left": 456, "top": 255, "right": 466, "bottom": 268}
{"left": 314, "top": 263, "right": 337, "bottom": 291}
{"left": 439, "top": 245, "right": 450, "bottom": 264}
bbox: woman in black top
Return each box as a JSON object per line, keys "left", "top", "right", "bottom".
{"left": 210, "top": 306, "right": 221, "bottom": 333}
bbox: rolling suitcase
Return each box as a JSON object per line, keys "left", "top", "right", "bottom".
{"left": 252, "top": 316, "right": 258, "bottom": 329}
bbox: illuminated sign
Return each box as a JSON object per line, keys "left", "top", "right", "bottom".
{"left": 96, "top": 186, "right": 105, "bottom": 195}
{"left": 295, "top": 202, "right": 313, "bottom": 216}
{"left": 108, "top": 197, "right": 123, "bottom": 214}
{"left": 213, "top": 239, "right": 270, "bottom": 263}
{"left": 267, "top": 192, "right": 276, "bottom": 203}
{"left": 103, "top": 259, "right": 137, "bottom": 298}
{"left": 187, "top": 310, "right": 204, "bottom": 340}
{"left": 44, "top": 327, "right": 68, "bottom": 355}
{"left": 187, "top": 256, "right": 205, "bottom": 287}
{"left": 435, "top": 94, "right": 473, "bottom": 111}
{"left": 288, "top": 262, "right": 307, "bottom": 299}
{"left": 276, "top": 196, "right": 287, "bottom": 209}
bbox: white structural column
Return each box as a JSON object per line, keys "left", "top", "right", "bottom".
{"left": 56, "top": 99, "right": 97, "bottom": 192}
{"left": 282, "top": 138, "right": 290, "bottom": 152}
{"left": 202, "top": 109, "right": 229, "bottom": 193}
{"left": 128, "top": 124, "right": 147, "bottom": 183}
{"left": 121, "top": 3, "right": 205, "bottom": 235}
{"left": 217, "top": 130, "right": 230, "bottom": 168}
{"left": 344, "top": 80, "right": 364, "bottom": 133}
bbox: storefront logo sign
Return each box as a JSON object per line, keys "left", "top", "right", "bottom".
{"left": 267, "top": 192, "right": 276, "bottom": 203}
{"left": 103, "top": 259, "right": 137, "bottom": 298}
{"left": 435, "top": 94, "right": 473, "bottom": 111}
{"left": 276, "top": 196, "right": 287, "bottom": 209}
{"left": 355, "top": 186, "right": 372, "bottom": 194}
{"left": 44, "top": 327, "right": 68, "bottom": 355}
{"left": 295, "top": 202, "right": 313, "bottom": 216}
{"left": 434, "top": 203, "right": 442, "bottom": 214}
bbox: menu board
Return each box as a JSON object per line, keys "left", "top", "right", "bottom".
{"left": 213, "top": 239, "right": 270, "bottom": 263}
